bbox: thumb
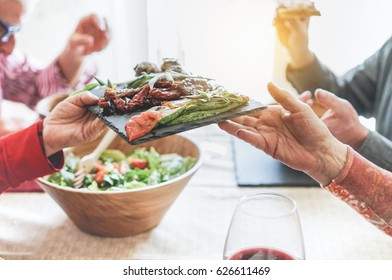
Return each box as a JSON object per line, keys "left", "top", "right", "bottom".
{"left": 288, "top": 16, "right": 310, "bottom": 31}
{"left": 67, "top": 91, "right": 99, "bottom": 107}
{"left": 298, "top": 90, "right": 312, "bottom": 103}
{"left": 267, "top": 82, "right": 308, "bottom": 113}
{"left": 68, "top": 33, "right": 94, "bottom": 49}
{"left": 314, "top": 89, "right": 343, "bottom": 111}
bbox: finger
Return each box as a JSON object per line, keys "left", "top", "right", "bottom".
{"left": 218, "top": 120, "right": 257, "bottom": 136}
{"left": 81, "top": 14, "right": 109, "bottom": 36}
{"left": 236, "top": 129, "right": 267, "bottom": 151}
{"left": 67, "top": 91, "right": 99, "bottom": 107}
{"left": 91, "top": 117, "right": 106, "bottom": 131}
{"left": 319, "top": 109, "right": 334, "bottom": 122}
{"left": 267, "top": 82, "right": 308, "bottom": 113}
{"left": 273, "top": 15, "right": 285, "bottom": 27}
{"left": 274, "top": 16, "right": 290, "bottom": 33}
{"left": 219, "top": 121, "right": 263, "bottom": 150}
{"left": 314, "top": 89, "right": 345, "bottom": 111}
{"left": 282, "top": 18, "right": 298, "bottom": 30}
{"left": 305, "top": 99, "right": 314, "bottom": 107}
{"left": 230, "top": 115, "right": 259, "bottom": 127}
{"left": 275, "top": 17, "right": 305, "bottom": 32}
{"left": 99, "top": 16, "right": 109, "bottom": 32}
{"left": 88, "top": 16, "right": 110, "bottom": 51}
{"left": 298, "top": 91, "right": 312, "bottom": 102}
{"left": 289, "top": 17, "right": 310, "bottom": 29}
{"left": 87, "top": 14, "right": 104, "bottom": 31}
{"left": 69, "top": 33, "right": 94, "bottom": 49}
{"left": 92, "top": 32, "right": 110, "bottom": 52}
{"left": 218, "top": 120, "right": 246, "bottom": 136}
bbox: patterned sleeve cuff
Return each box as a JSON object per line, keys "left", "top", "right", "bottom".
{"left": 323, "top": 146, "right": 392, "bottom": 236}
{"left": 330, "top": 146, "right": 354, "bottom": 185}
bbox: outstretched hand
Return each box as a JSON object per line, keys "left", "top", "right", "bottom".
{"left": 43, "top": 92, "right": 106, "bottom": 157}
{"left": 219, "top": 83, "right": 347, "bottom": 185}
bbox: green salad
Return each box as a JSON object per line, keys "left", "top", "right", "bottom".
{"left": 48, "top": 148, "right": 196, "bottom": 191}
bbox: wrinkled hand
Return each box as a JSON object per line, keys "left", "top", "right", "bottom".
{"left": 43, "top": 92, "right": 106, "bottom": 157}
{"left": 274, "top": 15, "right": 314, "bottom": 69}
{"left": 304, "top": 89, "right": 369, "bottom": 150}
{"left": 218, "top": 83, "right": 347, "bottom": 185}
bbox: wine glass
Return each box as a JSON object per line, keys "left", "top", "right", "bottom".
{"left": 223, "top": 192, "right": 305, "bottom": 260}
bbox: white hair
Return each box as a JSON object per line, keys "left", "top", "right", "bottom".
{"left": 0, "top": 0, "right": 41, "bottom": 21}
{"left": 0, "top": 0, "right": 37, "bottom": 5}
{"left": 21, "top": 0, "right": 40, "bottom": 12}
{"left": 0, "top": 0, "right": 40, "bottom": 14}
{"left": 12, "top": 0, "right": 39, "bottom": 7}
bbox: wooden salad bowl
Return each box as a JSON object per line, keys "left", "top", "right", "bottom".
{"left": 36, "top": 134, "right": 202, "bottom": 237}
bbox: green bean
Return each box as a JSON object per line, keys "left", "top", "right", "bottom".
{"left": 70, "top": 83, "right": 100, "bottom": 96}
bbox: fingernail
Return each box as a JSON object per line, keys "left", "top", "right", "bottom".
{"left": 316, "top": 90, "right": 325, "bottom": 99}
{"left": 99, "top": 17, "right": 107, "bottom": 31}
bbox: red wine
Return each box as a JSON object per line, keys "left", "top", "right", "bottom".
{"left": 228, "top": 247, "right": 295, "bottom": 260}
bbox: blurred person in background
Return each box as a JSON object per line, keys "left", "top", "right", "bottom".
{"left": 219, "top": 83, "right": 392, "bottom": 237}
{"left": 274, "top": 12, "right": 392, "bottom": 172}
{"left": 0, "top": 0, "right": 110, "bottom": 136}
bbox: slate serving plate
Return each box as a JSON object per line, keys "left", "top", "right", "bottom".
{"left": 89, "top": 85, "right": 267, "bottom": 145}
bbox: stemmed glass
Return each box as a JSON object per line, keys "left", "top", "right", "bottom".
{"left": 223, "top": 193, "right": 305, "bottom": 260}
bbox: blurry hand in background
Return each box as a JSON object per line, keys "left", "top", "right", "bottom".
{"left": 59, "top": 14, "right": 110, "bottom": 85}
{"left": 299, "top": 89, "right": 369, "bottom": 151}
{"left": 274, "top": 15, "right": 315, "bottom": 69}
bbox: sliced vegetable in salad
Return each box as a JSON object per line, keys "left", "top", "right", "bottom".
{"left": 48, "top": 148, "right": 196, "bottom": 191}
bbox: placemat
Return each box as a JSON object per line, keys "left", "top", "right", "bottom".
{"left": 232, "top": 138, "right": 318, "bottom": 187}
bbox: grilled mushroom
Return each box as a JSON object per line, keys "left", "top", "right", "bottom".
{"left": 134, "top": 62, "right": 160, "bottom": 76}
{"left": 165, "top": 65, "right": 188, "bottom": 74}
{"left": 160, "top": 58, "right": 181, "bottom": 72}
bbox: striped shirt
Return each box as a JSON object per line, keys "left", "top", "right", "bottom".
{"left": 0, "top": 51, "right": 95, "bottom": 114}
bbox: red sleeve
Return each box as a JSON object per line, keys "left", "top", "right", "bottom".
{"left": 323, "top": 146, "right": 392, "bottom": 236}
{"left": 0, "top": 120, "right": 64, "bottom": 192}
